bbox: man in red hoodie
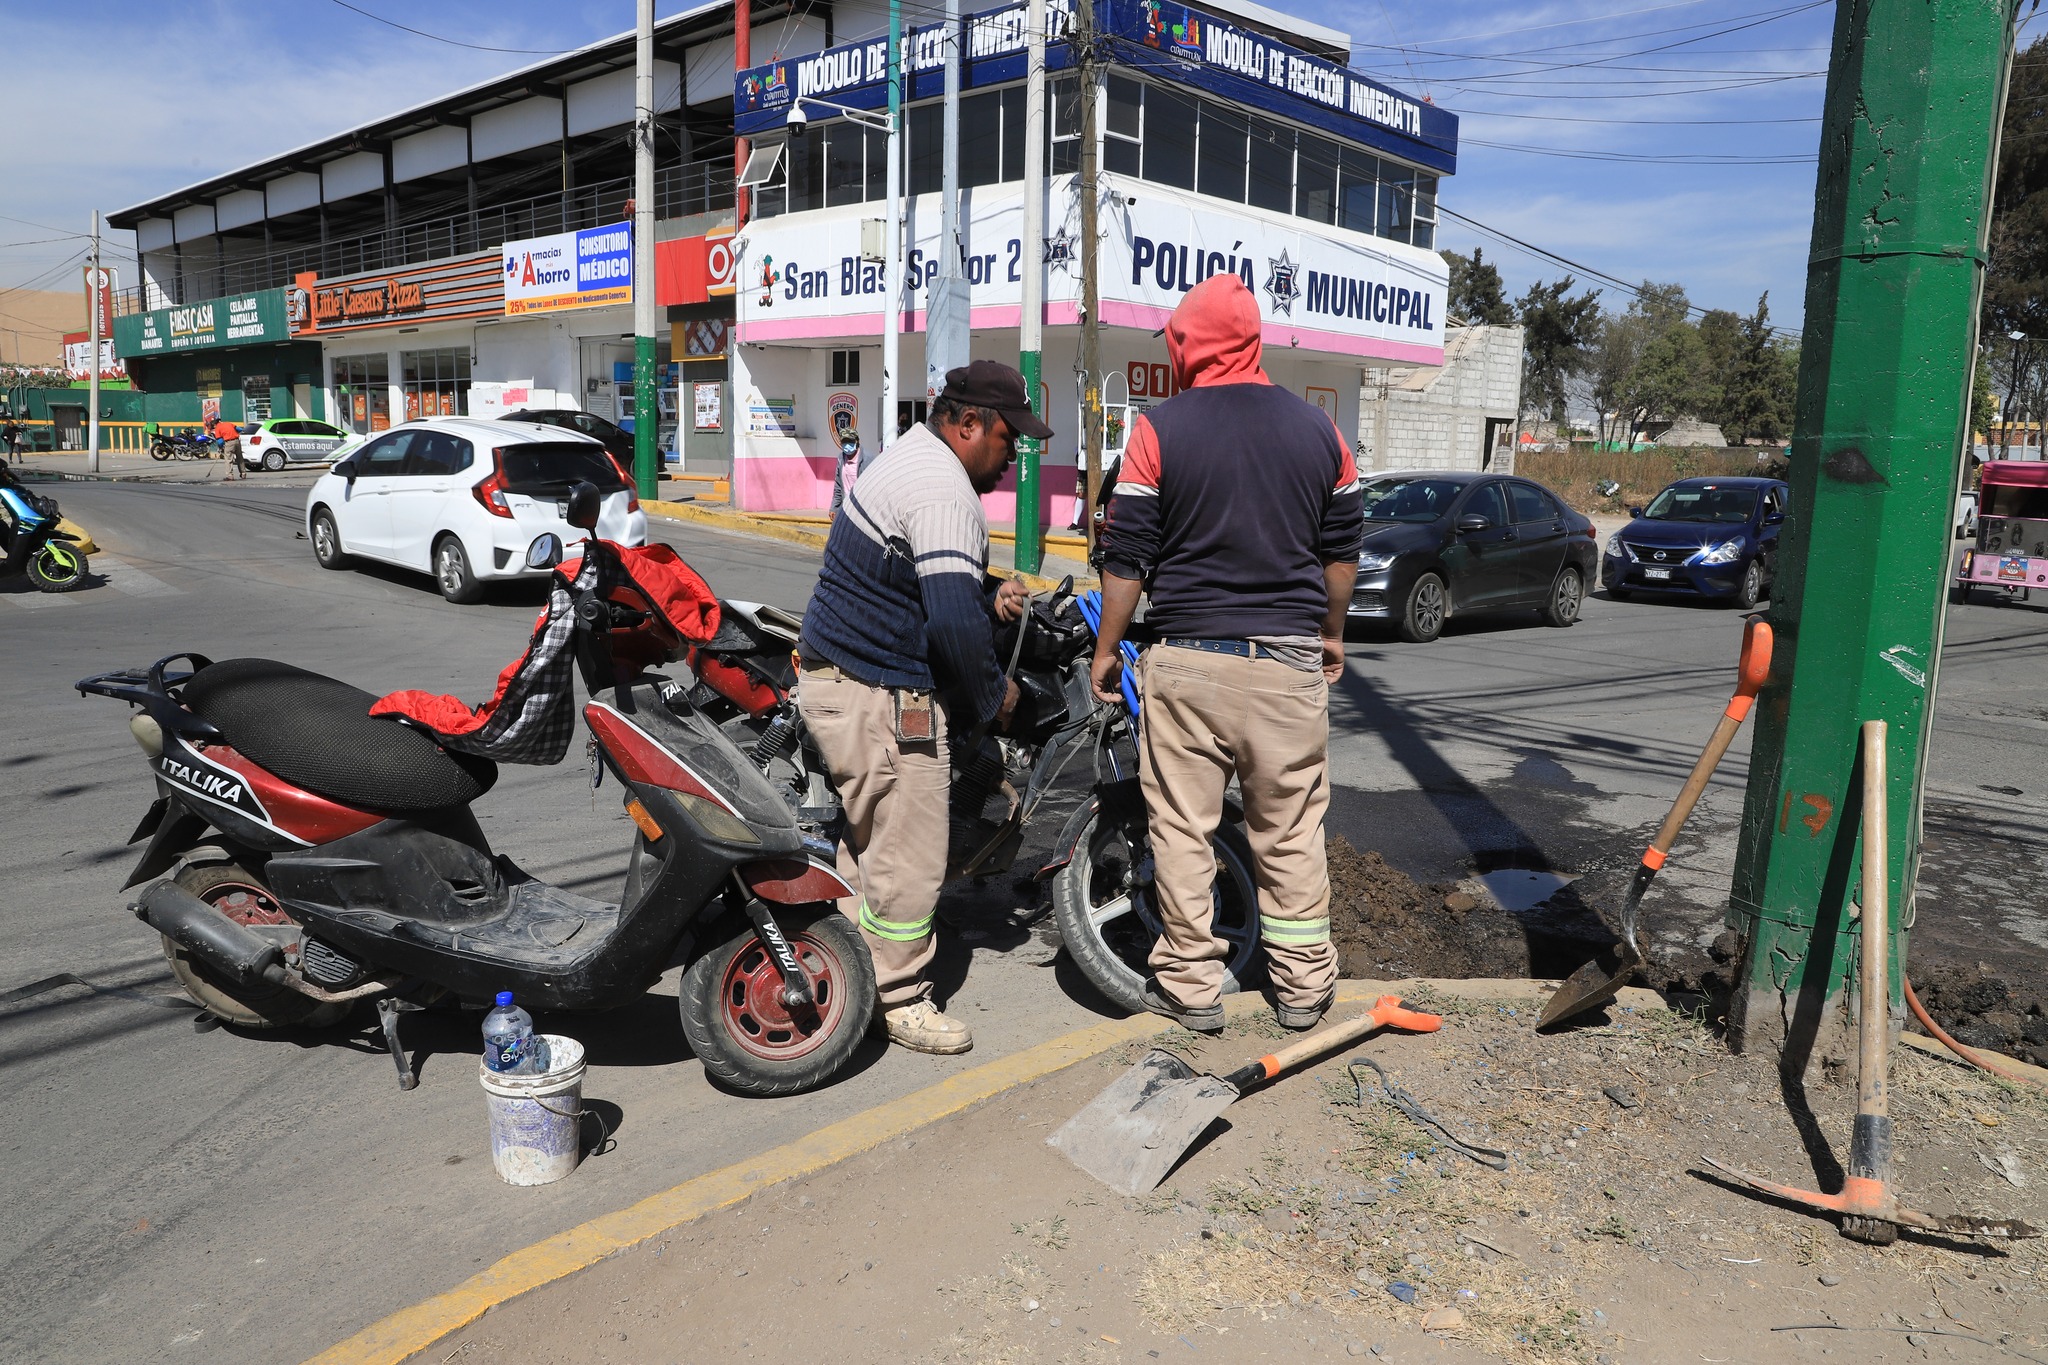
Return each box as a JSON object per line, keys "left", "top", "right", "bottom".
{"left": 1089, "top": 273, "right": 1363, "bottom": 1034}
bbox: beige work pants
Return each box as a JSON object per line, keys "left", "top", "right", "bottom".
{"left": 797, "top": 665, "right": 949, "bottom": 1006}
{"left": 1138, "top": 645, "right": 1338, "bottom": 1011}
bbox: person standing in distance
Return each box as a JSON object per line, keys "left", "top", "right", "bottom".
{"left": 797, "top": 360, "right": 1054, "bottom": 1054}
{"left": 214, "top": 415, "right": 246, "bottom": 480}
{"left": 1089, "top": 273, "right": 1363, "bottom": 1034}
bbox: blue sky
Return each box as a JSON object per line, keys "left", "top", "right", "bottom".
{"left": 3, "top": 0, "right": 2039, "bottom": 334}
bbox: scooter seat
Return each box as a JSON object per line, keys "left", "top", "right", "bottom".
{"left": 182, "top": 658, "right": 497, "bottom": 814}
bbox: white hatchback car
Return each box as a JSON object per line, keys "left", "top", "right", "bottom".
{"left": 305, "top": 417, "right": 648, "bottom": 603}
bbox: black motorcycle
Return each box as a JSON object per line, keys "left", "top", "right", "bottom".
{"left": 684, "top": 580, "right": 1263, "bottom": 1013}
{"left": 0, "top": 458, "right": 89, "bottom": 592}
{"left": 79, "top": 487, "right": 876, "bottom": 1096}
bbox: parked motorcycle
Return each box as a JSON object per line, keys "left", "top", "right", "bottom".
{"left": 79, "top": 486, "right": 877, "bottom": 1096}
{"left": 685, "top": 580, "right": 1262, "bottom": 1013}
{"left": 149, "top": 431, "right": 206, "bottom": 461}
{"left": 0, "top": 458, "right": 90, "bottom": 592}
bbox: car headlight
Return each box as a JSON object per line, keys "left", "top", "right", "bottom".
{"left": 1694, "top": 539, "right": 1744, "bottom": 566}
{"left": 1357, "top": 551, "right": 1398, "bottom": 573}
{"left": 1604, "top": 532, "right": 1627, "bottom": 558}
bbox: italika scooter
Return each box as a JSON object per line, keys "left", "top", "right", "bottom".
{"left": 79, "top": 485, "right": 875, "bottom": 1095}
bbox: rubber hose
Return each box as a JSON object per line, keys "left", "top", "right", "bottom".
{"left": 1902, "top": 974, "right": 2047, "bottom": 1094}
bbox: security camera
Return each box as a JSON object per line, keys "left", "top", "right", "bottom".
{"left": 786, "top": 103, "right": 808, "bottom": 133}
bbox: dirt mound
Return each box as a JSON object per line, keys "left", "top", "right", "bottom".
{"left": 1910, "top": 960, "right": 2048, "bottom": 1067}
{"left": 1328, "top": 836, "right": 1555, "bottom": 981}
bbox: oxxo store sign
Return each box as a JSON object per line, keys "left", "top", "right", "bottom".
{"left": 737, "top": 176, "right": 1446, "bottom": 365}
{"left": 114, "top": 289, "right": 292, "bottom": 356}
{"left": 502, "top": 222, "right": 634, "bottom": 315}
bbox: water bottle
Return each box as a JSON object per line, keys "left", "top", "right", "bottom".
{"left": 482, "top": 991, "right": 549, "bottom": 1075}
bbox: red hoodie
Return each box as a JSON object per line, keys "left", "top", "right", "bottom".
{"left": 1100, "top": 274, "right": 1363, "bottom": 641}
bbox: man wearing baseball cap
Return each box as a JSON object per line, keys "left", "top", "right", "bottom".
{"left": 797, "top": 360, "right": 1053, "bottom": 1054}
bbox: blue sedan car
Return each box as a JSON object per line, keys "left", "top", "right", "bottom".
{"left": 1601, "top": 475, "right": 1789, "bottom": 607}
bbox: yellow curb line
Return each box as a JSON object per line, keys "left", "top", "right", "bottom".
{"left": 309, "top": 978, "right": 1664, "bottom": 1365}
{"left": 643, "top": 498, "right": 1090, "bottom": 594}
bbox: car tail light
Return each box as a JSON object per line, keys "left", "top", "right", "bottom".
{"left": 607, "top": 455, "right": 640, "bottom": 512}
{"left": 473, "top": 449, "right": 514, "bottom": 518}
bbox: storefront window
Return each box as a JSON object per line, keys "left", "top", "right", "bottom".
{"left": 1197, "top": 103, "right": 1249, "bottom": 203}
{"left": 1050, "top": 75, "right": 1081, "bottom": 175}
{"left": 823, "top": 121, "right": 869, "bottom": 207}
{"left": 1247, "top": 117, "right": 1295, "bottom": 215}
{"left": 1142, "top": 86, "right": 1197, "bottom": 191}
{"left": 1105, "top": 74, "right": 1143, "bottom": 178}
{"left": 962, "top": 90, "right": 1003, "bottom": 189}
{"left": 333, "top": 353, "right": 390, "bottom": 435}
{"left": 401, "top": 348, "right": 470, "bottom": 421}
{"left": 1296, "top": 133, "right": 1338, "bottom": 224}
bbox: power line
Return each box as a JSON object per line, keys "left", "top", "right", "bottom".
{"left": 1464, "top": 137, "right": 1815, "bottom": 164}
{"left": 1440, "top": 205, "right": 1802, "bottom": 339}
{"left": 1454, "top": 109, "right": 1820, "bottom": 125}
{"left": 325, "top": 0, "right": 581, "bottom": 54}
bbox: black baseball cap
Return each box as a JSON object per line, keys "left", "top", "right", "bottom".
{"left": 940, "top": 359, "right": 1055, "bottom": 441}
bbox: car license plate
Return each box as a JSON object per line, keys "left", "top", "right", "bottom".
{"left": 1644, "top": 567, "right": 1671, "bottom": 580}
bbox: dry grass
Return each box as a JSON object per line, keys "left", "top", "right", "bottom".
{"left": 1516, "top": 446, "right": 1775, "bottom": 516}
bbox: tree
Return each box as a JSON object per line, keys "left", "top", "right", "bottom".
{"left": 1442, "top": 247, "right": 1512, "bottom": 325}
{"left": 1514, "top": 274, "right": 1601, "bottom": 425}
{"left": 1716, "top": 293, "right": 1799, "bottom": 444}
{"left": 1588, "top": 282, "right": 1704, "bottom": 446}
{"left": 1985, "top": 33, "right": 2048, "bottom": 345}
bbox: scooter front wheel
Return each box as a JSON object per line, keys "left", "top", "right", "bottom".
{"left": 27, "top": 543, "right": 88, "bottom": 592}
{"left": 678, "top": 904, "right": 876, "bottom": 1097}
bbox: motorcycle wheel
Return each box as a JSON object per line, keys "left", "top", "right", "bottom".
{"left": 1050, "top": 801, "right": 1261, "bottom": 1014}
{"left": 27, "top": 543, "right": 87, "bottom": 593}
{"left": 150, "top": 443, "right": 172, "bottom": 462}
{"left": 678, "top": 904, "right": 876, "bottom": 1097}
{"left": 159, "top": 863, "right": 350, "bottom": 1030}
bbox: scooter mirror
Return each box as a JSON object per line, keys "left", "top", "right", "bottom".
{"left": 526, "top": 533, "right": 565, "bottom": 569}
{"left": 565, "top": 480, "right": 601, "bottom": 530}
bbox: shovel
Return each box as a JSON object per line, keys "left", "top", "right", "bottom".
{"left": 1537, "top": 617, "right": 1774, "bottom": 1029}
{"left": 1048, "top": 995, "right": 1442, "bottom": 1196}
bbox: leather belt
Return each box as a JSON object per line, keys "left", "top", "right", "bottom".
{"left": 796, "top": 654, "right": 845, "bottom": 679}
{"left": 1159, "top": 637, "right": 1281, "bottom": 661}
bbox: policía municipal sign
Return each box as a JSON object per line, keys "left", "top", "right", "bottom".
{"left": 736, "top": 175, "right": 1445, "bottom": 366}
{"left": 504, "top": 222, "right": 635, "bottom": 316}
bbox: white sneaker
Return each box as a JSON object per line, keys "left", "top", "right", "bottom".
{"left": 874, "top": 999, "right": 973, "bottom": 1055}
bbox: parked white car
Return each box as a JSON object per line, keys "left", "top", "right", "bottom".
{"left": 305, "top": 418, "right": 647, "bottom": 603}
{"left": 1956, "top": 489, "right": 1979, "bottom": 539}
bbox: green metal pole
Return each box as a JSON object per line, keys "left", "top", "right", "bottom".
{"left": 1014, "top": 0, "right": 1047, "bottom": 575}
{"left": 1727, "top": 0, "right": 2018, "bottom": 1057}
{"left": 1017, "top": 351, "right": 1043, "bottom": 573}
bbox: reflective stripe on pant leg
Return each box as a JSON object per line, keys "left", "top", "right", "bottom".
{"left": 1259, "top": 915, "right": 1331, "bottom": 945}
{"left": 859, "top": 899, "right": 934, "bottom": 943}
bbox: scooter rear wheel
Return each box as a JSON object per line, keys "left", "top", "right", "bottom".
{"left": 679, "top": 904, "right": 875, "bottom": 1097}
{"left": 160, "top": 863, "right": 349, "bottom": 1030}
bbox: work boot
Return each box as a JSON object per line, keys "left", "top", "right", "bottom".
{"left": 1275, "top": 991, "right": 1334, "bottom": 1032}
{"left": 874, "top": 999, "right": 973, "bottom": 1055}
{"left": 1140, "top": 980, "right": 1224, "bottom": 1034}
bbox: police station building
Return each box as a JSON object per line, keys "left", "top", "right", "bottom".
{"left": 729, "top": 0, "right": 1457, "bottom": 518}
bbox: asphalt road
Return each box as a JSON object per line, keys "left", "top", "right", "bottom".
{"left": 2, "top": 479, "right": 2042, "bottom": 1363}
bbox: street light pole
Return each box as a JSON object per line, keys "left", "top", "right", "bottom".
{"left": 88, "top": 212, "right": 102, "bottom": 475}
{"left": 1015, "top": 0, "right": 1047, "bottom": 573}
{"left": 882, "top": 0, "right": 904, "bottom": 450}
{"left": 2003, "top": 330, "right": 2026, "bottom": 460}
{"left": 632, "top": 0, "right": 659, "bottom": 503}
{"left": 1076, "top": 0, "right": 1102, "bottom": 557}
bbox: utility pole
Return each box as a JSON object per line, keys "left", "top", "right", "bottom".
{"left": 1727, "top": 0, "right": 2020, "bottom": 1064}
{"left": 632, "top": 0, "right": 659, "bottom": 503}
{"left": 2001, "top": 331, "right": 2026, "bottom": 459}
{"left": 88, "top": 212, "right": 102, "bottom": 475}
{"left": 925, "top": 0, "right": 970, "bottom": 396}
{"left": 734, "top": 0, "right": 751, "bottom": 229}
{"left": 882, "top": 0, "right": 904, "bottom": 450}
{"left": 1075, "top": 0, "right": 1102, "bottom": 556}
{"left": 1015, "top": 0, "right": 1047, "bottom": 573}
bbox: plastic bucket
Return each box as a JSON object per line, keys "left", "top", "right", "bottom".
{"left": 478, "top": 1035, "right": 586, "bottom": 1186}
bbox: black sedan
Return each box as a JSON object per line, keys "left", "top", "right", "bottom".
{"left": 1600, "top": 476, "right": 1789, "bottom": 608}
{"left": 1348, "top": 470, "right": 1601, "bottom": 642}
{"left": 499, "top": 408, "right": 635, "bottom": 466}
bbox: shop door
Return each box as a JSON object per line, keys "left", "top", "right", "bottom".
{"left": 50, "top": 405, "right": 83, "bottom": 450}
